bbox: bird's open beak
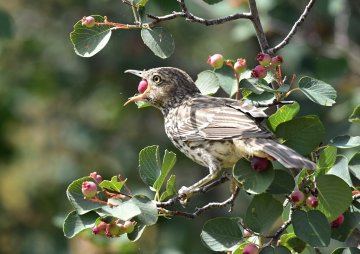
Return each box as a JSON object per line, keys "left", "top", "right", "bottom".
{"left": 123, "top": 69, "right": 151, "bottom": 106}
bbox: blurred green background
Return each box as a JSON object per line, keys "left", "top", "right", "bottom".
{"left": 0, "top": 0, "right": 359, "bottom": 253}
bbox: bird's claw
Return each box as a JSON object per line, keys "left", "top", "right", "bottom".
{"left": 178, "top": 186, "right": 194, "bottom": 206}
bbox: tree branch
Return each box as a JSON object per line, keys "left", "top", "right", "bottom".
{"left": 248, "top": 0, "right": 270, "bottom": 53}
{"left": 268, "top": 0, "right": 317, "bottom": 54}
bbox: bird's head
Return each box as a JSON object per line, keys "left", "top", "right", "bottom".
{"left": 124, "top": 67, "right": 200, "bottom": 108}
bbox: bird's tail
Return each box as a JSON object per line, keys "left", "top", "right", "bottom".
{"left": 248, "top": 138, "right": 316, "bottom": 170}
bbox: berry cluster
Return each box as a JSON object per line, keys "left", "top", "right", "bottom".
{"left": 92, "top": 220, "right": 135, "bottom": 238}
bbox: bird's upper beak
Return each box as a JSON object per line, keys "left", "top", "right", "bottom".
{"left": 123, "top": 69, "right": 151, "bottom": 106}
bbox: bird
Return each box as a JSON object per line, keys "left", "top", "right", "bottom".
{"left": 124, "top": 67, "right": 316, "bottom": 198}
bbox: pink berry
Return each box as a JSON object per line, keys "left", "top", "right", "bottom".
{"left": 234, "top": 58, "right": 247, "bottom": 74}
{"left": 251, "top": 65, "right": 267, "bottom": 79}
{"left": 306, "top": 195, "right": 318, "bottom": 208}
{"left": 105, "top": 223, "right": 126, "bottom": 238}
{"left": 243, "top": 228, "right": 252, "bottom": 237}
{"left": 251, "top": 156, "right": 270, "bottom": 172}
{"left": 290, "top": 190, "right": 305, "bottom": 205}
{"left": 92, "top": 221, "right": 107, "bottom": 235}
{"left": 81, "top": 16, "right": 96, "bottom": 28}
{"left": 331, "top": 214, "right": 345, "bottom": 228}
{"left": 271, "top": 55, "right": 283, "bottom": 66}
{"left": 256, "top": 52, "right": 271, "bottom": 66}
{"left": 138, "top": 80, "right": 148, "bottom": 94}
{"left": 207, "top": 54, "right": 224, "bottom": 69}
{"left": 90, "top": 172, "right": 103, "bottom": 183}
{"left": 81, "top": 181, "right": 97, "bottom": 198}
{"left": 243, "top": 244, "right": 259, "bottom": 254}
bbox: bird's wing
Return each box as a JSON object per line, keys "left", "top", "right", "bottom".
{"left": 175, "top": 96, "right": 273, "bottom": 141}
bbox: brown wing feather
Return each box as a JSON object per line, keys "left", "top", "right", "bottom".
{"left": 174, "top": 96, "right": 273, "bottom": 141}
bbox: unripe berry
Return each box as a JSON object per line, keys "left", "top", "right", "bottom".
{"left": 90, "top": 172, "right": 103, "bottom": 183}
{"left": 256, "top": 52, "right": 271, "bottom": 66}
{"left": 331, "top": 214, "right": 345, "bottom": 228}
{"left": 243, "top": 228, "right": 252, "bottom": 237}
{"left": 81, "top": 181, "right": 97, "bottom": 198}
{"left": 81, "top": 16, "right": 96, "bottom": 28}
{"left": 243, "top": 244, "right": 259, "bottom": 254}
{"left": 92, "top": 221, "right": 107, "bottom": 235}
{"left": 251, "top": 156, "right": 270, "bottom": 172}
{"left": 271, "top": 55, "right": 283, "bottom": 66}
{"left": 234, "top": 58, "right": 247, "bottom": 74}
{"left": 251, "top": 65, "right": 267, "bottom": 79}
{"left": 207, "top": 54, "right": 224, "bottom": 69}
{"left": 138, "top": 80, "right": 148, "bottom": 94}
{"left": 306, "top": 195, "right": 318, "bottom": 208}
{"left": 105, "top": 223, "right": 126, "bottom": 238}
{"left": 290, "top": 190, "right": 305, "bottom": 205}
{"left": 122, "top": 220, "right": 135, "bottom": 233}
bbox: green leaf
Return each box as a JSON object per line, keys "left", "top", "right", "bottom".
{"left": 267, "top": 102, "right": 300, "bottom": 132}
{"left": 127, "top": 221, "right": 146, "bottom": 241}
{"left": 240, "top": 78, "right": 267, "bottom": 94}
{"left": 63, "top": 211, "right": 98, "bottom": 238}
{"left": 233, "top": 159, "right": 274, "bottom": 194}
{"left": 327, "top": 155, "right": 353, "bottom": 187}
{"left": 99, "top": 176, "right": 126, "bottom": 192}
{"left": 279, "top": 233, "right": 306, "bottom": 253}
{"left": 317, "top": 146, "right": 337, "bottom": 175}
{"left": 275, "top": 115, "right": 324, "bottom": 155}
{"left": 244, "top": 193, "right": 283, "bottom": 235}
{"left": 317, "top": 174, "right": 352, "bottom": 220}
{"left": 292, "top": 210, "right": 330, "bottom": 247}
{"left": 330, "top": 135, "right": 360, "bottom": 149}
{"left": 200, "top": 217, "right": 242, "bottom": 252}
{"left": 332, "top": 247, "right": 360, "bottom": 254}
{"left": 246, "top": 92, "right": 275, "bottom": 102}
{"left": 349, "top": 152, "right": 360, "bottom": 180}
{"left": 215, "top": 65, "right": 238, "bottom": 96}
{"left": 298, "top": 76, "right": 337, "bottom": 106}
{"left": 260, "top": 246, "right": 291, "bottom": 254}
{"left": 159, "top": 174, "right": 176, "bottom": 201}
{"left": 331, "top": 211, "right": 360, "bottom": 242}
{"left": 101, "top": 198, "right": 142, "bottom": 221}
{"left": 135, "top": 100, "right": 152, "bottom": 108}
{"left": 202, "top": 0, "right": 223, "bottom": 4}
{"left": 349, "top": 104, "right": 360, "bottom": 123}
{"left": 66, "top": 177, "right": 106, "bottom": 215}
{"left": 141, "top": 27, "right": 174, "bottom": 58}
{"left": 267, "top": 170, "right": 295, "bottom": 194}
{"left": 195, "top": 70, "right": 220, "bottom": 95}
{"left": 131, "top": 195, "right": 158, "bottom": 226}
{"left": 134, "top": 0, "right": 149, "bottom": 7}
{"left": 70, "top": 15, "right": 112, "bottom": 57}
{"left": 139, "top": 145, "right": 161, "bottom": 188}
{"left": 153, "top": 150, "right": 176, "bottom": 192}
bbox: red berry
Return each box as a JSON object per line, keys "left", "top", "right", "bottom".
{"left": 331, "top": 214, "right": 345, "bottom": 228}
{"left": 207, "top": 54, "right": 224, "bottom": 69}
{"left": 251, "top": 156, "right": 270, "bottom": 172}
{"left": 256, "top": 52, "right": 271, "bottom": 66}
{"left": 92, "top": 221, "right": 107, "bottom": 235}
{"left": 138, "top": 80, "right": 148, "bottom": 94}
{"left": 251, "top": 65, "right": 267, "bottom": 79}
{"left": 81, "top": 181, "right": 97, "bottom": 198}
{"left": 290, "top": 190, "right": 305, "bottom": 205}
{"left": 306, "top": 195, "right": 318, "bottom": 208}
{"left": 271, "top": 55, "right": 283, "bottom": 66}
{"left": 81, "top": 16, "right": 96, "bottom": 28}
{"left": 234, "top": 58, "right": 247, "bottom": 74}
{"left": 90, "top": 172, "right": 103, "bottom": 183}
{"left": 243, "top": 244, "right": 259, "bottom": 254}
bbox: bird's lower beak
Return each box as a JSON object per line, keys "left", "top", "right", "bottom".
{"left": 124, "top": 69, "right": 150, "bottom": 106}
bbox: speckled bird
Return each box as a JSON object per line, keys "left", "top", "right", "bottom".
{"left": 124, "top": 67, "right": 316, "bottom": 197}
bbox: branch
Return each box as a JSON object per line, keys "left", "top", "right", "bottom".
{"left": 248, "top": 0, "right": 270, "bottom": 52}
{"left": 269, "top": 0, "right": 317, "bottom": 54}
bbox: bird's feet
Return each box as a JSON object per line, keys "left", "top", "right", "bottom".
{"left": 178, "top": 186, "right": 198, "bottom": 206}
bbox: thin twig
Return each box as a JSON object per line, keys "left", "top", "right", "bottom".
{"left": 248, "top": 0, "right": 270, "bottom": 53}
{"left": 269, "top": 0, "right": 317, "bottom": 54}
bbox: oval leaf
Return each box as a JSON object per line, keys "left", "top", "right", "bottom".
{"left": 327, "top": 155, "right": 353, "bottom": 187}
{"left": 330, "top": 135, "right": 360, "bottom": 149}
{"left": 317, "top": 145, "right": 337, "bottom": 175}
{"left": 195, "top": 70, "right": 220, "bottom": 95}
{"left": 332, "top": 247, "right": 360, "bottom": 254}
{"left": 200, "top": 217, "right": 242, "bottom": 252}
{"left": 331, "top": 211, "right": 360, "bottom": 242}
{"left": 267, "top": 170, "right": 295, "bottom": 194}
{"left": 233, "top": 159, "right": 274, "bottom": 194}
{"left": 70, "top": 15, "right": 112, "bottom": 57}
{"left": 298, "top": 76, "right": 337, "bottom": 106}
{"left": 317, "top": 174, "right": 352, "bottom": 220}
{"left": 141, "top": 27, "right": 174, "bottom": 58}
{"left": 63, "top": 211, "right": 98, "bottom": 238}
{"left": 292, "top": 210, "right": 330, "bottom": 247}
{"left": 349, "top": 152, "right": 360, "bottom": 180}
{"left": 267, "top": 102, "right": 300, "bottom": 132}
{"left": 139, "top": 145, "right": 161, "bottom": 188}
{"left": 215, "top": 65, "right": 238, "bottom": 96}
{"left": 275, "top": 115, "right": 325, "bottom": 155}
{"left": 260, "top": 246, "right": 291, "bottom": 254}
{"left": 130, "top": 195, "right": 158, "bottom": 226}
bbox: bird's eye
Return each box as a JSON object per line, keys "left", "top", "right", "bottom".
{"left": 152, "top": 75, "right": 162, "bottom": 84}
